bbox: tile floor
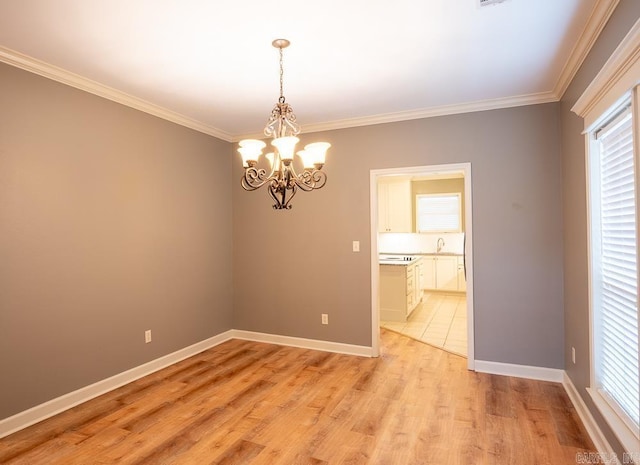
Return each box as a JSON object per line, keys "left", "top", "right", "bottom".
{"left": 381, "top": 292, "right": 467, "bottom": 357}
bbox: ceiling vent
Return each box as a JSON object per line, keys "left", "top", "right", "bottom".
{"left": 478, "top": 0, "right": 510, "bottom": 7}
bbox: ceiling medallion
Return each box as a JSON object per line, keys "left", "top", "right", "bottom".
{"left": 238, "top": 39, "right": 331, "bottom": 210}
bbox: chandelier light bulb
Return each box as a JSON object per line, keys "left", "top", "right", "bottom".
{"left": 297, "top": 150, "right": 315, "bottom": 169}
{"left": 304, "top": 142, "right": 331, "bottom": 166}
{"left": 271, "top": 136, "right": 299, "bottom": 163}
{"left": 238, "top": 139, "right": 266, "bottom": 167}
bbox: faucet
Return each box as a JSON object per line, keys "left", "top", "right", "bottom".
{"left": 437, "top": 237, "right": 445, "bottom": 253}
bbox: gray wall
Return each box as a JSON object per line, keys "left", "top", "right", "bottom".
{"left": 560, "top": 0, "right": 640, "bottom": 458}
{"left": 0, "top": 63, "right": 233, "bottom": 419}
{"left": 233, "top": 103, "right": 565, "bottom": 368}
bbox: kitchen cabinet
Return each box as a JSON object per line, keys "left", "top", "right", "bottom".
{"left": 420, "top": 256, "right": 436, "bottom": 290}
{"left": 421, "top": 255, "right": 465, "bottom": 292}
{"left": 378, "top": 179, "right": 411, "bottom": 233}
{"left": 380, "top": 260, "right": 420, "bottom": 322}
{"left": 436, "top": 256, "right": 458, "bottom": 290}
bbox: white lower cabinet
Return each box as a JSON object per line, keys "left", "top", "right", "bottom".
{"left": 436, "top": 256, "right": 458, "bottom": 290}
{"left": 421, "top": 255, "right": 466, "bottom": 292}
{"left": 421, "top": 256, "right": 436, "bottom": 290}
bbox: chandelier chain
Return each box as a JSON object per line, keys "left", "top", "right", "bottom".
{"left": 279, "top": 46, "right": 285, "bottom": 103}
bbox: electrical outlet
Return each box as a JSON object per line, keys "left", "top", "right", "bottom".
{"left": 145, "top": 330, "right": 152, "bottom": 344}
{"left": 321, "top": 314, "right": 329, "bottom": 325}
{"left": 352, "top": 241, "right": 360, "bottom": 252}
{"left": 572, "top": 347, "right": 576, "bottom": 364}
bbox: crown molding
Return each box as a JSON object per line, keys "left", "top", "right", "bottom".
{"left": 572, "top": 16, "right": 640, "bottom": 127}
{"left": 554, "top": 0, "right": 621, "bottom": 99}
{"left": 0, "top": 46, "right": 233, "bottom": 142}
{"left": 232, "top": 91, "right": 558, "bottom": 142}
{"left": 3, "top": 0, "right": 620, "bottom": 146}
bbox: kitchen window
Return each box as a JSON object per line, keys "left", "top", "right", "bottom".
{"left": 586, "top": 91, "right": 640, "bottom": 455}
{"left": 416, "top": 193, "right": 461, "bottom": 233}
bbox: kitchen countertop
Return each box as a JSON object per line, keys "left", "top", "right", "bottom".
{"left": 380, "top": 252, "right": 464, "bottom": 257}
{"left": 379, "top": 255, "right": 422, "bottom": 266}
{"left": 421, "top": 252, "right": 464, "bottom": 257}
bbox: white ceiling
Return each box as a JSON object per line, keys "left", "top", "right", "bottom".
{"left": 0, "top": 0, "right": 609, "bottom": 141}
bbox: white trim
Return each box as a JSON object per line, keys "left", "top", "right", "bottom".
{"left": 298, "top": 93, "right": 558, "bottom": 134}
{"left": 370, "top": 170, "right": 382, "bottom": 358}
{"left": 474, "top": 360, "right": 564, "bottom": 382}
{"left": 463, "top": 167, "right": 474, "bottom": 370}
{"left": 572, "top": 18, "right": 640, "bottom": 127}
{"left": 230, "top": 330, "right": 373, "bottom": 357}
{"left": 587, "top": 388, "right": 640, "bottom": 457}
{"left": 0, "top": 46, "right": 233, "bottom": 142}
{"left": 1, "top": 0, "right": 619, "bottom": 146}
{"left": 370, "top": 163, "right": 475, "bottom": 370}
{"left": 0, "top": 330, "right": 235, "bottom": 439}
{"left": 563, "top": 373, "right": 623, "bottom": 464}
{"left": 0, "top": 44, "right": 557, "bottom": 145}
{"left": 554, "top": 0, "right": 621, "bottom": 100}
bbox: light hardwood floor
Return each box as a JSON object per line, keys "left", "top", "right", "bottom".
{"left": 382, "top": 293, "right": 467, "bottom": 356}
{"left": 0, "top": 329, "right": 595, "bottom": 464}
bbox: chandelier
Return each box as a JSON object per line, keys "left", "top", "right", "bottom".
{"left": 238, "top": 39, "right": 331, "bottom": 210}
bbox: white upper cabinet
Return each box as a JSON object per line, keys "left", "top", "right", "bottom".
{"left": 378, "top": 179, "right": 411, "bottom": 233}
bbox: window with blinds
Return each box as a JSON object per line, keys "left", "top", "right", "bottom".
{"left": 416, "top": 194, "right": 461, "bottom": 233}
{"left": 590, "top": 101, "right": 640, "bottom": 433}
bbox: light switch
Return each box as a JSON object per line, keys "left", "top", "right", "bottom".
{"left": 352, "top": 241, "right": 360, "bottom": 252}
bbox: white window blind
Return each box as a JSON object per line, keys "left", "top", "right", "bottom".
{"left": 416, "top": 194, "right": 461, "bottom": 233}
{"left": 593, "top": 105, "right": 640, "bottom": 430}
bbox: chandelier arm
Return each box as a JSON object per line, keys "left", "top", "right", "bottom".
{"left": 295, "top": 170, "right": 328, "bottom": 192}
{"left": 241, "top": 167, "right": 270, "bottom": 191}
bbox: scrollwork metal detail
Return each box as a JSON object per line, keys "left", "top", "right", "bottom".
{"left": 241, "top": 167, "right": 269, "bottom": 191}
{"left": 264, "top": 102, "right": 300, "bottom": 139}
{"left": 297, "top": 169, "right": 327, "bottom": 191}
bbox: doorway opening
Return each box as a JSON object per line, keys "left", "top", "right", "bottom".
{"left": 369, "top": 163, "right": 474, "bottom": 370}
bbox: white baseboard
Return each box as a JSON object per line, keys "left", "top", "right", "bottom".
{"left": 1, "top": 330, "right": 620, "bottom": 463}
{"left": 0, "top": 330, "right": 235, "bottom": 439}
{"left": 0, "top": 330, "right": 373, "bottom": 438}
{"left": 563, "top": 374, "right": 622, "bottom": 465}
{"left": 230, "top": 330, "right": 374, "bottom": 357}
{"left": 474, "top": 360, "right": 565, "bottom": 382}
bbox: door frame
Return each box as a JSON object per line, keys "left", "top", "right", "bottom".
{"left": 369, "top": 162, "right": 475, "bottom": 370}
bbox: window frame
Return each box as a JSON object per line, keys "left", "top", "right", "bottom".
{"left": 572, "top": 20, "right": 640, "bottom": 457}
{"left": 585, "top": 95, "right": 640, "bottom": 450}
